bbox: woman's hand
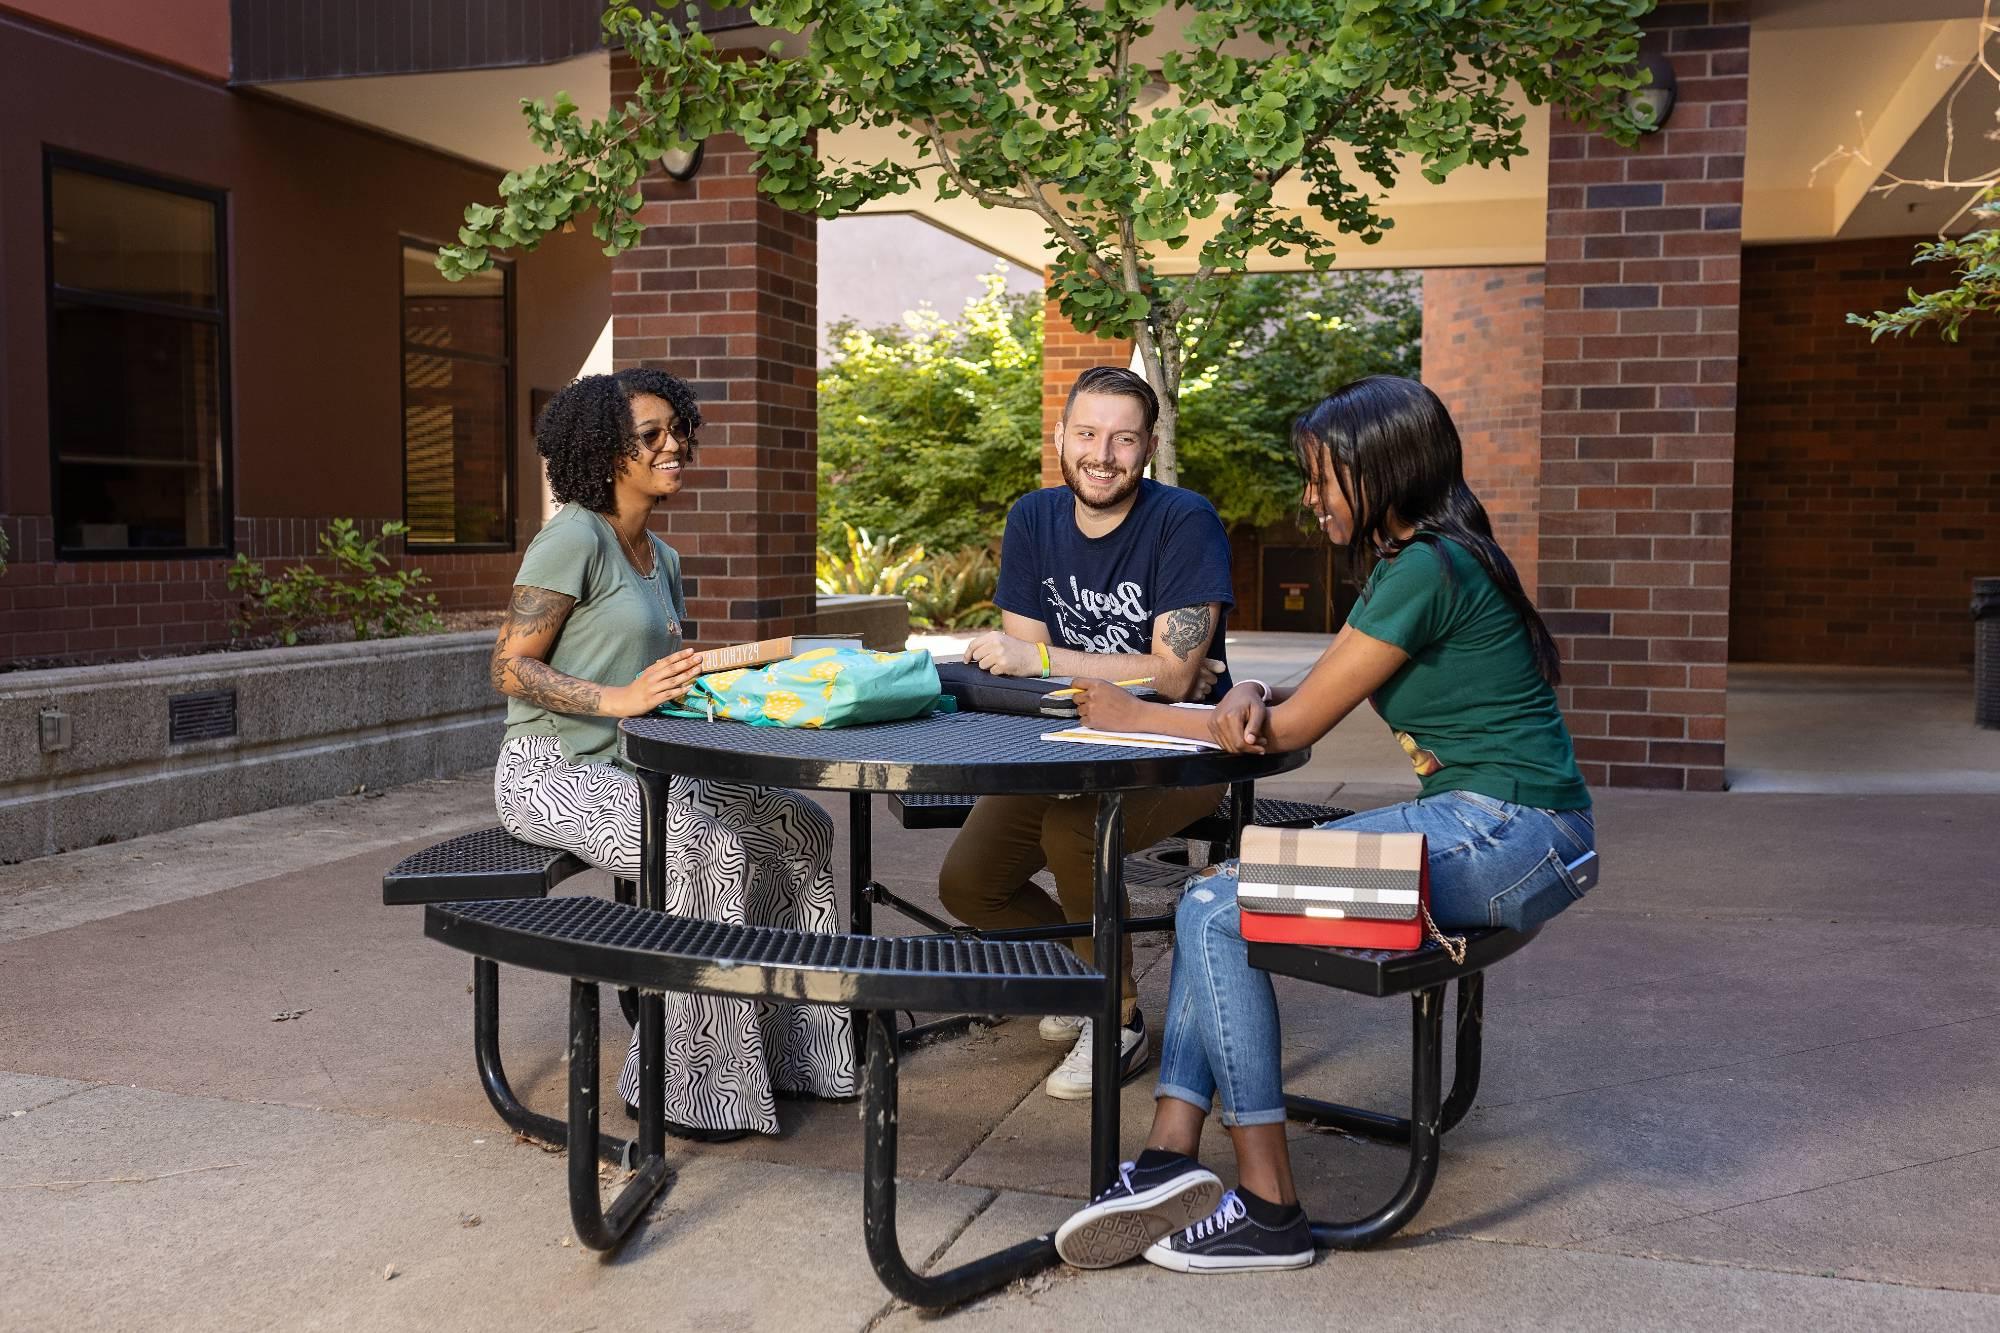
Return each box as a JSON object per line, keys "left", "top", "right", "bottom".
{"left": 1072, "top": 678, "right": 1149, "bottom": 733}
{"left": 605, "top": 649, "right": 704, "bottom": 717}
{"left": 1207, "top": 683, "right": 1269, "bottom": 754}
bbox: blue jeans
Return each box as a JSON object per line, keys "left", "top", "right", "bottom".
{"left": 1154, "top": 793, "right": 1595, "bottom": 1127}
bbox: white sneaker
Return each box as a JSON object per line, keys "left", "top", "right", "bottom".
{"left": 1045, "top": 1012, "right": 1149, "bottom": 1101}
{"left": 1038, "top": 1013, "right": 1086, "bottom": 1042}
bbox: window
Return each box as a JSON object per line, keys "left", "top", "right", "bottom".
{"left": 47, "top": 155, "right": 230, "bottom": 555}
{"left": 401, "top": 243, "right": 512, "bottom": 547}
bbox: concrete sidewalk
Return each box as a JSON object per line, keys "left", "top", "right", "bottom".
{"left": 3, "top": 668, "right": 1998, "bottom": 1328}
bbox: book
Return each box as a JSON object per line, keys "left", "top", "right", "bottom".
{"left": 695, "top": 634, "right": 865, "bottom": 675}
{"left": 1040, "top": 726, "right": 1220, "bottom": 752}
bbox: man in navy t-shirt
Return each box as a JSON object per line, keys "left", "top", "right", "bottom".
{"left": 940, "top": 366, "right": 1234, "bottom": 1101}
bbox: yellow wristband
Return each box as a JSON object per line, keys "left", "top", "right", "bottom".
{"left": 1036, "top": 642, "right": 1051, "bottom": 678}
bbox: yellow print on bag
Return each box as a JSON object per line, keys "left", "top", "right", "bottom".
{"left": 763, "top": 690, "right": 805, "bottom": 723}
{"left": 704, "top": 669, "right": 748, "bottom": 692}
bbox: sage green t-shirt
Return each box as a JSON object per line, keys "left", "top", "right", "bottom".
{"left": 501, "top": 504, "right": 686, "bottom": 766}
{"left": 1345, "top": 536, "right": 1589, "bottom": 811}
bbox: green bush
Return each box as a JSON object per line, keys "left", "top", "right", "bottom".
{"left": 906, "top": 545, "right": 1001, "bottom": 631}
{"left": 227, "top": 519, "right": 442, "bottom": 646}
{"left": 814, "top": 524, "right": 929, "bottom": 598}
{"left": 819, "top": 270, "right": 1042, "bottom": 554}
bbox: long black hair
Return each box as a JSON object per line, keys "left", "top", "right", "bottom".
{"left": 532, "top": 368, "right": 703, "bottom": 513}
{"left": 1292, "top": 374, "right": 1561, "bottom": 685}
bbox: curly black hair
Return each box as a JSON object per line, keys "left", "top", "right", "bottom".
{"left": 533, "top": 368, "right": 703, "bottom": 513}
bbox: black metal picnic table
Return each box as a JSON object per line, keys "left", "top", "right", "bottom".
{"left": 619, "top": 708, "right": 1308, "bottom": 1195}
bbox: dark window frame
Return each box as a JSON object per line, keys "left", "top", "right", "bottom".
{"left": 398, "top": 236, "right": 516, "bottom": 553}
{"left": 43, "top": 149, "right": 235, "bottom": 562}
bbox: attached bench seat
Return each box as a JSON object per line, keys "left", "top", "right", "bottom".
{"left": 382, "top": 825, "right": 587, "bottom": 904}
{"left": 426, "top": 894, "right": 1104, "bottom": 1016}
{"left": 424, "top": 893, "right": 1102, "bottom": 1307}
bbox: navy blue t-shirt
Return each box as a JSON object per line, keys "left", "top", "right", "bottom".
{"left": 994, "top": 480, "right": 1235, "bottom": 700}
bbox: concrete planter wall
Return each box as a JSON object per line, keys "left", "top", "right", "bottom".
{"left": 1, "top": 632, "right": 501, "bottom": 864}
{"left": 1, "top": 596, "right": 913, "bottom": 864}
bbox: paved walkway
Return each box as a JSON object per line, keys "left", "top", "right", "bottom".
{"left": 3, "top": 647, "right": 1998, "bottom": 1329}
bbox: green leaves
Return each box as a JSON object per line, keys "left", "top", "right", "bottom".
{"left": 1848, "top": 190, "right": 2000, "bottom": 342}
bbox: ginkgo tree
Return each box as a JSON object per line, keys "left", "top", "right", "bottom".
{"left": 440, "top": 0, "right": 1655, "bottom": 482}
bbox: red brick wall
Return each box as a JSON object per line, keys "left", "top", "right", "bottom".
{"left": 611, "top": 58, "right": 818, "bottom": 646}
{"left": 1538, "top": 3, "right": 1748, "bottom": 792}
{"left": 1041, "top": 282, "right": 1134, "bottom": 488}
{"left": 1732, "top": 237, "right": 2000, "bottom": 668}
{"left": 1421, "top": 266, "right": 1546, "bottom": 598}
{"left": 0, "top": 514, "right": 514, "bottom": 664}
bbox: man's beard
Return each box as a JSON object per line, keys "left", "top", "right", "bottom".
{"left": 1059, "top": 449, "right": 1144, "bottom": 511}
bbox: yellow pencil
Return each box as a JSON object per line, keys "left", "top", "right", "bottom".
{"left": 1045, "top": 677, "right": 1154, "bottom": 699}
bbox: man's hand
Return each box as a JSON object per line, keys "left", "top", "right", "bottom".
{"left": 965, "top": 631, "right": 1046, "bottom": 678}
{"left": 1207, "top": 682, "right": 1269, "bottom": 754}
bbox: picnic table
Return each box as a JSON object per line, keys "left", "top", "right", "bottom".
{"left": 616, "top": 708, "right": 1310, "bottom": 1195}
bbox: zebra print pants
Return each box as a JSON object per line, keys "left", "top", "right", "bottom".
{"left": 493, "top": 734, "right": 857, "bottom": 1135}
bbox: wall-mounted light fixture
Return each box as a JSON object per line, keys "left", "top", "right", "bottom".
{"left": 1626, "top": 49, "right": 1678, "bottom": 133}
{"left": 661, "top": 142, "right": 705, "bottom": 182}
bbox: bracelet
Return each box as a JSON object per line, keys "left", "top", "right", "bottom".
{"left": 1237, "top": 677, "right": 1273, "bottom": 702}
{"left": 1036, "top": 642, "right": 1051, "bottom": 678}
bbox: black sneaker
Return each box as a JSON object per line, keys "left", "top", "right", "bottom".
{"left": 1142, "top": 1190, "right": 1316, "bottom": 1272}
{"left": 1054, "top": 1153, "right": 1223, "bottom": 1269}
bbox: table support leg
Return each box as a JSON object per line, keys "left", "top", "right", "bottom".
{"left": 862, "top": 1010, "right": 1057, "bottom": 1307}
{"left": 848, "top": 791, "right": 874, "bottom": 937}
{"left": 472, "top": 957, "right": 630, "bottom": 1164}
{"left": 567, "top": 979, "right": 672, "bottom": 1251}
{"left": 1090, "top": 791, "right": 1126, "bottom": 1196}
{"left": 1299, "top": 983, "right": 1446, "bottom": 1250}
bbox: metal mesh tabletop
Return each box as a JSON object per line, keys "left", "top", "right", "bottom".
{"left": 427, "top": 894, "right": 1106, "bottom": 1016}
{"left": 621, "top": 709, "right": 1307, "bottom": 794}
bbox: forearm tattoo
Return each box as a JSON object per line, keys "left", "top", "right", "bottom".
{"left": 492, "top": 586, "right": 601, "bottom": 715}
{"left": 1161, "top": 605, "right": 1215, "bottom": 662}
{"left": 506, "top": 657, "right": 603, "bottom": 716}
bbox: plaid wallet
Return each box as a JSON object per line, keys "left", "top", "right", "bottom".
{"left": 1236, "top": 826, "right": 1428, "bottom": 951}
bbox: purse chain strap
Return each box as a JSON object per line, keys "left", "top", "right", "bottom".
{"left": 1421, "top": 903, "right": 1469, "bottom": 966}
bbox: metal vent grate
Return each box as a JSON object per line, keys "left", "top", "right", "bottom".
{"left": 168, "top": 689, "right": 237, "bottom": 743}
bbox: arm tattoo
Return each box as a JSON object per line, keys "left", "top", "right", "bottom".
{"left": 492, "top": 586, "right": 600, "bottom": 714}
{"left": 506, "top": 657, "right": 604, "bottom": 716}
{"left": 1160, "top": 605, "right": 1215, "bottom": 662}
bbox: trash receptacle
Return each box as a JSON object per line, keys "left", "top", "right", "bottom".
{"left": 1976, "top": 577, "right": 2000, "bottom": 729}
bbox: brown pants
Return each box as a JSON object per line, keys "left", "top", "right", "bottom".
{"left": 937, "top": 784, "right": 1226, "bottom": 1024}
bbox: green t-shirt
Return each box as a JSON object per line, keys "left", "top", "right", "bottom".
{"left": 501, "top": 504, "right": 686, "bottom": 766}
{"left": 1345, "top": 536, "right": 1589, "bottom": 811}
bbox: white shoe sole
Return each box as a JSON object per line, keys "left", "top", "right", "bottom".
{"left": 1055, "top": 1170, "right": 1224, "bottom": 1269}
{"left": 1038, "top": 1015, "right": 1086, "bottom": 1042}
{"left": 1043, "top": 1029, "right": 1150, "bottom": 1101}
{"left": 1141, "top": 1241, "right": 1316, "bottom": 1273}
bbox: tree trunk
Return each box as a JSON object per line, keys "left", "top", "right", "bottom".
{"left": 1131, "top": 318, "right": 1182, "bottom": 486}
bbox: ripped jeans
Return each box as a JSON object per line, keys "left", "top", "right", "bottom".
{"left": 1154, "top": 792, "right": 1595, "bottom": 1127}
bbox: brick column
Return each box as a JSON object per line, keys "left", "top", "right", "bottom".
{"left": 1422, "top": 267, "right": 1546, "bottom": 598}
{"left": 1040, "top": 278, "right": 1134, "bottom": 487}
{"left": 1537, "top": 4, "right": 1748, "bottom": 792}
{"left": 610, "top": 60, "right": 816, "bottom": 645}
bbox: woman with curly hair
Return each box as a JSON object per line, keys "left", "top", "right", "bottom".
{"left": 490, "top": 368, "right": 854, "bottom": 1141}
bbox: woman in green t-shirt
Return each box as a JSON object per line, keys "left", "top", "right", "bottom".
{"left": 1052, "top": 374, "right": 1594, "bottom": 1274}
{"left": 490, "top": 370, "right": 853, "bottom": 1143}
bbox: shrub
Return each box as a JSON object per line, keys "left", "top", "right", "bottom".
{"left": 814, "top": 524, "right": 929, "bottom": 598}
{"left": 227, "top": 519, "right": 442, "bottom": 646}
{"left": 906, "top": 545, "right": 1001, "bottom": 631}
